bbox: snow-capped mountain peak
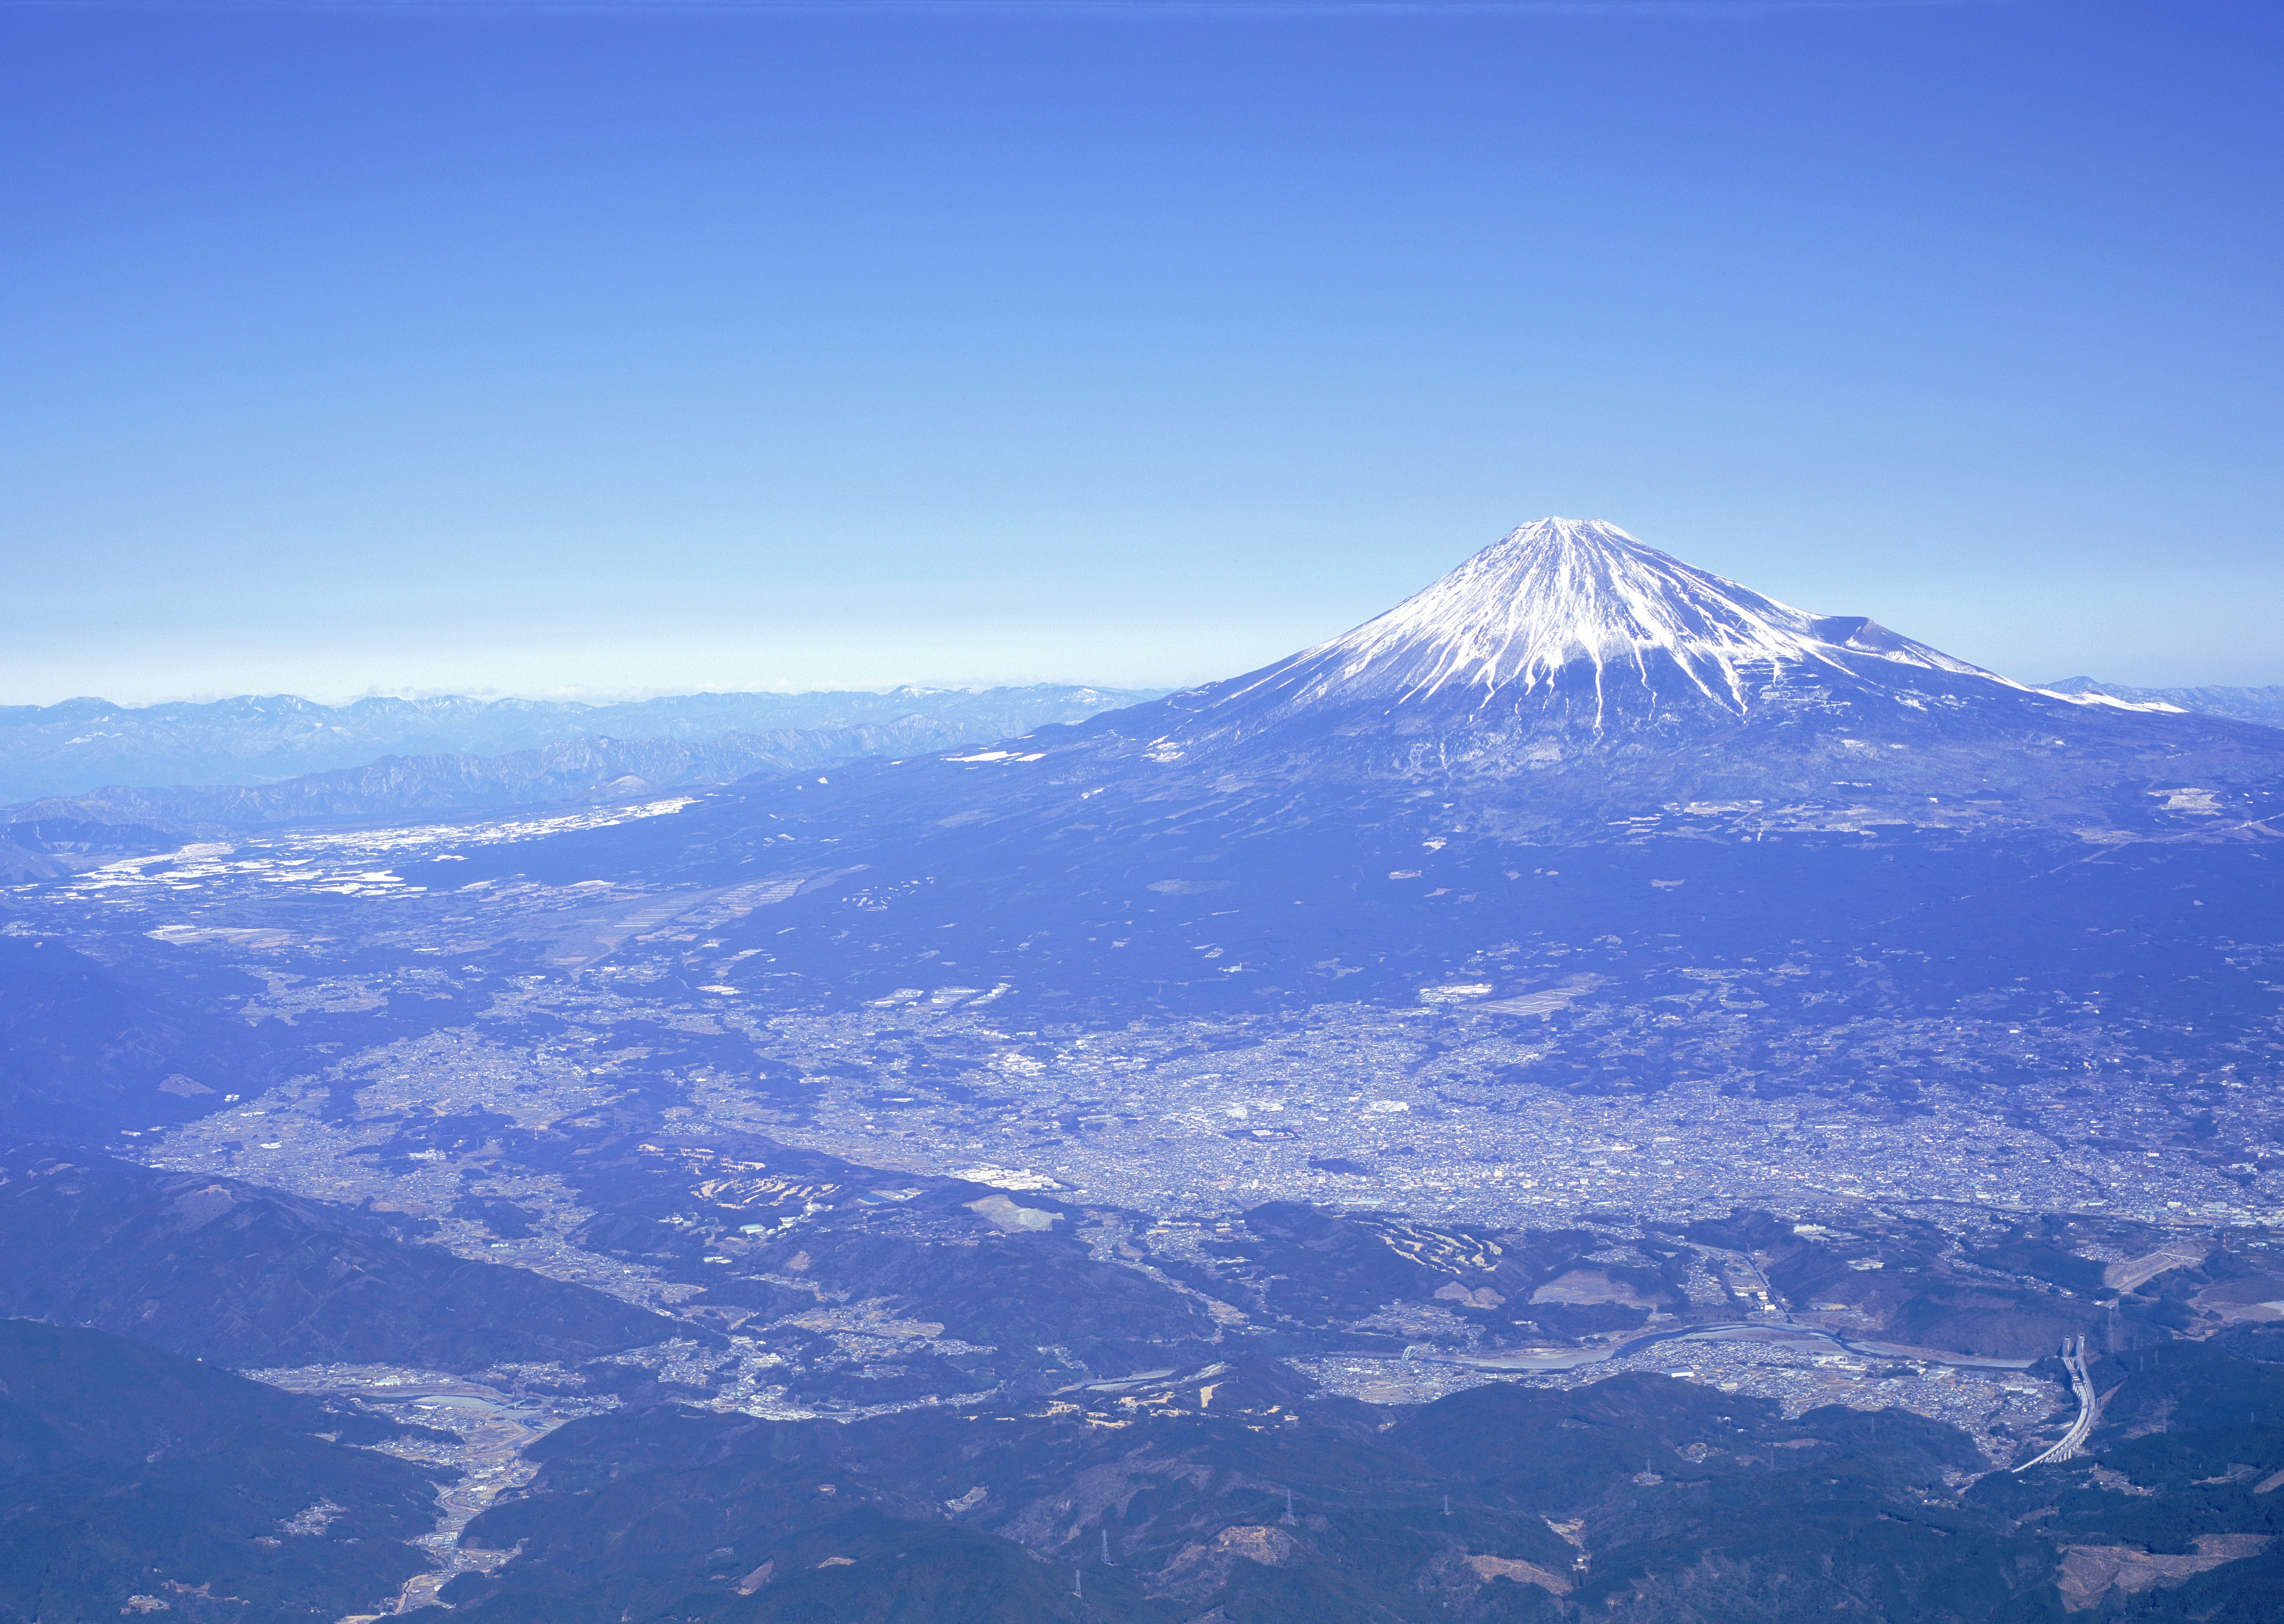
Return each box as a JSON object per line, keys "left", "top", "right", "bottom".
{"left": 1231, "top": 517, "right": 1989, "bottom": 715}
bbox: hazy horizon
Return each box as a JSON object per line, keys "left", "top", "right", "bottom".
{"left": 7, "top": 1, "right": 2281, "bottom": 706}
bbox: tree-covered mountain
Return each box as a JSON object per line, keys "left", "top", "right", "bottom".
{"left": 438, "top": 1340, "right": 2284, "bottom": 1624}
{"left": 0, "top": 1151, "right": 684, "bottom": 1371}
{"left": 0, "top": 1319, "right": 442, "bottom": 1624}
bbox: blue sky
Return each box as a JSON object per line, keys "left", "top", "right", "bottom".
{"left": 3, "top": 0, "right": 2278, "bottom": 703}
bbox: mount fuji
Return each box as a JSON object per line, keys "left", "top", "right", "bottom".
{"left": 704, "top": 515, "right": 2277, "bottom": 847}
{"left": 1044, "top": 515, "right": 2278, "bottom": 838}
{"left": 452, "top": 517, "right": 2284, "bottom": 1014}
{"left": 1202, "top": 515, "right": 2001, "bottom": 714}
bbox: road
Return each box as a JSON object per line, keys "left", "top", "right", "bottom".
{"left": 2013, "top": 1336, "right": 2098, "bottom": 1472}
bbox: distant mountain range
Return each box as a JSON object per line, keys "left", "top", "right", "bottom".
{"left": 0, "top": 684, "right": 1162, "bottom": 803}
{"left": 0, "top": 686, "right": 1168, "bottom": 877}
{"left": 2039, "top": 676, "right": 2284, "bottom": 728}
{"left": 5, "top": 717, "right": 1118, "bottom": 836}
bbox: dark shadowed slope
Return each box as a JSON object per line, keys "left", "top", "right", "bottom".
{"left": 0, "top": 1319, "right": 441, "bottom": 1624}
{"left": 438, "top": 1336, "right": 2284, "bottom": 1623}
{"left": 0, "top": 1152, "right": 684, "bottom": 1371}
{"left": 0, "top": 935, "right": 272, "bottom": 1142}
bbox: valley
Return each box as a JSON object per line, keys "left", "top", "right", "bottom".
{"left": 8, "top": 521, "right": 2284, "bottom": 1621}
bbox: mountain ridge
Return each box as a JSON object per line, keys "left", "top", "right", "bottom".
{"left": 0, "top": 683, "right": 1164, "bottom": 803}
{"left": 0, "top": 704, "right": 1166, "bottom": 880}
{"left": 2042, "top": 676, "right": 2284, "bottom": 728}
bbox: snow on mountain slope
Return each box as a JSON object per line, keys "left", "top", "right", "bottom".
{"left": 423, "top": 515, "right": 2284, "bottom": 885}
{"left": 987, "top": 515, "right": 2284, "bottom": 837}
{"left": 1217, "top": 517, "right": 1993, "bottom": 721}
